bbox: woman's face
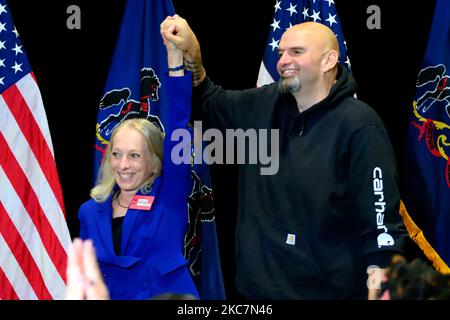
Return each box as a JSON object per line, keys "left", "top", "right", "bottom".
{"left": 110, "top": 126, "right": 153, "bottom": 193}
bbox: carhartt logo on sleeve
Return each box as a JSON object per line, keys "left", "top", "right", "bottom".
{"left": 286, "top": 234, "right": 296, "bottom": 245}
{"left": 373, "top": 167, "right": 394, "bottom": 248}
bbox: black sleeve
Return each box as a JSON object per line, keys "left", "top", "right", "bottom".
{"left": 348, "top": 124, "right": 407, "bottom": 268}
{"left": 192, "top": 76, "right": 269, "bottom": 131}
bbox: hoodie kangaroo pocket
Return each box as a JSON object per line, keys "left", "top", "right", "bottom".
{"left": 237, "top": 213, "right": 328, "bottom": 293}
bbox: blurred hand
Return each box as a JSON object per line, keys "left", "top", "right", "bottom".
{"left": 66, "top": 238, "right": 110, "bottom": 300}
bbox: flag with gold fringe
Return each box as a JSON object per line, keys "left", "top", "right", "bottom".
{"left": 400, "top": 0, "right": 450, "bottom": 274}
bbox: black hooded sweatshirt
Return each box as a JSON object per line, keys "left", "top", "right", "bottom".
{"left": 193, "top": 66, "right": 407, "bottom": 299}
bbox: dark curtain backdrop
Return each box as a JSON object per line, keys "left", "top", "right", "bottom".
{"left": 6, "top": 0, "right": 436, "bottom": 299}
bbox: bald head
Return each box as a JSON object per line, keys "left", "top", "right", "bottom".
{"left": 284, "top": 22, "right": 339, "bottom": 57}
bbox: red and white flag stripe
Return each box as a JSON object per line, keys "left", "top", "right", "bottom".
{"left": 0, "top": 73, "right": 71, "bottom": 300}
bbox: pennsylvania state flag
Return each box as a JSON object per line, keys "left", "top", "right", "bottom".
{"left": 400, "top": 0, "right": 450, "bottom": 273}
{"left": 94, "top": 0, "right": 226, "bottom": 298}
{"left": 257, "top": 0, "right": 351, "bottom": 86}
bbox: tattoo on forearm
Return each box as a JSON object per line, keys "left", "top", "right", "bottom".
{"left": 184, "top": 59, "right": 204, "bottom": 86}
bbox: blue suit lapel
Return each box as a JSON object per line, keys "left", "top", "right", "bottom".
{"left": 93, "top": 197, "right": 116, "bottom": 264}
{"left": 120, "top": 177, "right": 164, "bottom": 255}
{"left": 94, "top": 196, "right": 142, "bottom": 268}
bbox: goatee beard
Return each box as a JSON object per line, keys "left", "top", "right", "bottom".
{"left": 278, "top": 76, "right": 301, "bottom": 93}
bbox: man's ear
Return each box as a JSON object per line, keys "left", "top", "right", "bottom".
{"left": 322, "top": 50, "right": 339, "bottom": 72}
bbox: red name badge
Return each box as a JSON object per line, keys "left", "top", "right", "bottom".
{"left": 129, "top": 195, "right": 154, "bottom": 211}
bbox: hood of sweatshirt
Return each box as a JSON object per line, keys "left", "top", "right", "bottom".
{"left": 274, "top": 64, "right": 357, "bottom": 146}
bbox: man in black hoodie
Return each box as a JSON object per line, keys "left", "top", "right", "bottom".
{"left": 161, "top": 17, "right": 407, "bottom": 300}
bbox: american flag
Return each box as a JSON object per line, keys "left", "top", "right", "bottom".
{"left": 257, "top": 0, "right": 351, "bottom": 86}
{"left": 0, "top": 0, "right": 71, "bottom": 299}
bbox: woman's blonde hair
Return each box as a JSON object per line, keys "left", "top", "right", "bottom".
{"left": 90, "top": 119, "right": 164, "bottom": 202}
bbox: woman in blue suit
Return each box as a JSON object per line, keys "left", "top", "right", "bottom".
{"left": 77, "top": 41, "right": 198, "bottom": 299}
